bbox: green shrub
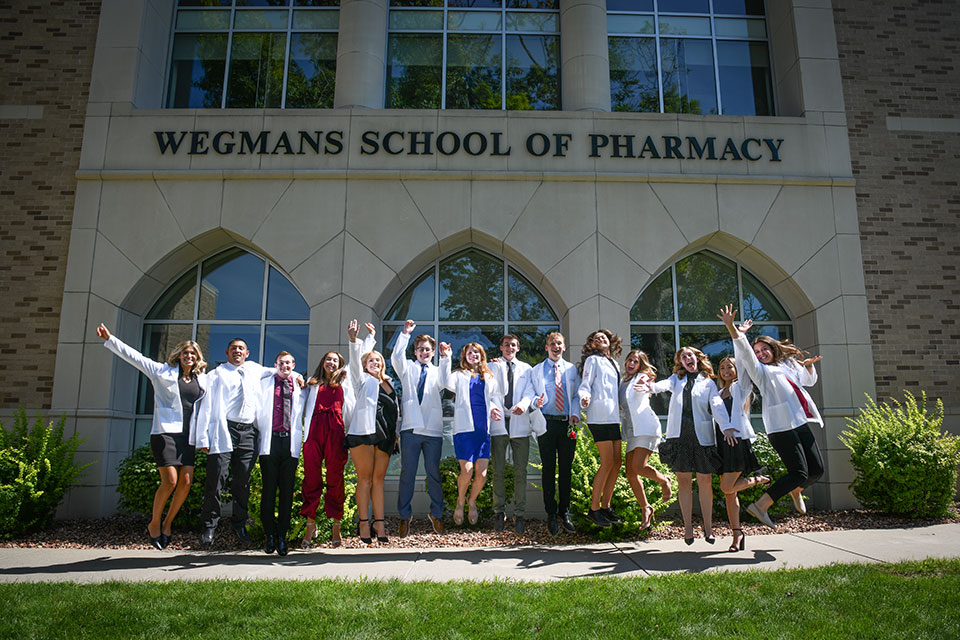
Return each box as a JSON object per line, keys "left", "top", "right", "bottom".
{"left": 711, "top": 431, "right": 793, "bottom": 515}
{"left": 565, "top": 426, "right": 676, "bottom": 540}
{"left": 439, "top": 455, "right": 513, "bottom": 525}
{"left": 116, "top": 445, "right": 209, "bottom": 527}
{"left": 840, "top": 392, "right": 960, "bottom": 518}
{"left": 0, "top": 409, "right": 92, "bottom": 539}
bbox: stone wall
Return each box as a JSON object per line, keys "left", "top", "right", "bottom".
{"left": 0, "top": 1, "right": 101, "bottom": 409}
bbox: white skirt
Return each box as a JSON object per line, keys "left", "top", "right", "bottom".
{"left": 626, "top": 432, "right": 661, "bottom": 453}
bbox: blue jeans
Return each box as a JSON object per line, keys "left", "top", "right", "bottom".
{"left": 397, "top": 430, "right": 444, "bottom": 519}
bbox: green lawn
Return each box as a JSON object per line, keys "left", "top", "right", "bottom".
{"left": 4, "top": 559, "right": 959, "bottom": 639}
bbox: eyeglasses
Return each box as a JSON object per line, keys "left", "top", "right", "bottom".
{"left": 414, "top": 346, "right": 434, "bottom": 352}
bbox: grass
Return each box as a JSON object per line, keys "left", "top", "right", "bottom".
{"left": 3, "top": 559, "right": 960, "bottom": 639}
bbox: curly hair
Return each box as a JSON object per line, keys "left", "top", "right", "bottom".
{"left": 672, "top": 346, "right": 715, "bottom": 380}
{"left": 753, "top": 334, "right": 808, "bottom": 365}
{"left": 457, "top": 342, "right": 492, "bottom": 378}
{"left": 166, "top": 340, "right": 207, "bottom": 376}
{"left": 308, "top": 351, "right": 347, "bottom": 388}
{"left": 577, "top": 329, "right": 623, "bottom": 374}
{"left": 624, "top": 349, "right": 657, "bottom": 381}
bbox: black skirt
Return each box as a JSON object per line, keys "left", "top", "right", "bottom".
{"left": 715, "top": 426, "right": 762, "bottom": 475}
{"left": 150, "top": 432, "right": 196, "bottom": 468}
{"left": 659, "top": 409, "right": 720, "bottom": 475}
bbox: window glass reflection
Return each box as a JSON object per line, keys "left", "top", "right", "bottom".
{"left": 385, "top": 270, "right": 436, "bottom": 321}
{"left": 718, "top": 41, "right": 772, "bottom": 116}
{"left": 166, "top": 33, "right": 227, "bottom": 108}
{"left": 675, "top": 251, "right": 737, "bottom": 321}
{"left": 630, "top": 269, "right": 674, "bottom": 321}
{"left": 147, "top": 267, "right": 198, "bottom": 320}
{"left": 285, "top": 33, "right": 337, "bottom": 108}
{"left": 445, "top": 34, "right": 502, "bottom": 109}
{"left": 609, "top": 36, "right": 659, "bottom": 112}
{"left": 386, "top": 33, "right": 443, "bottom": 108}
{"left": 660, "top": 37, "right": 717, "bottom": 114}
{"left": 439, "top": 250, "right": 504, "bottom": 321}
{"left": 508, "top": 268, "right": 556, "bottom": 322}
{"left": 266, "top": 267, "right": 310, "bottom": 320}
{"left": 264, "top": 324, "right": 309, "bottom": 371}
{"left": 198, "top": 324, "right": 263, "bottom": 364}
{"left": 199, "top": 250, "right": 266, "bottom": 320}
{"left": 505, "top": 35, "right": 559, "bottom": 110}
{"left": 226, "top": 32, "right": 287, "bottom": 108}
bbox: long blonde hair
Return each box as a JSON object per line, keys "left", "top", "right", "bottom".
{"left": 166, "top": 340, "right": 206, "bottom": 375}
{"left": 672, "top": 346, "right": 714, "bottom": 380}
{"left": 361, "top": 350, "right": 389, "bottom": 383}
{"left": 624, "top": 349, "right": 657, "bottom": 381}
{"left": 457, "top": 342, "right": 492, "bottom": 378}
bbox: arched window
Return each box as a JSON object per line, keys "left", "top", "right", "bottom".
{"left": 134, "top": 247, "right": 309, "bottom": 445}
{"left": 382, "top": 248, "right": 559, "bottom": 366}
{"left": 630, "top": 250, "right": 792, "bottom": 414}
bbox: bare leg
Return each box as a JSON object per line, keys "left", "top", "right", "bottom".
{"left": 351, "top": 445, "right": 375, "bottom": 539}
{"left": 696, "top": 473, "right": 714, "bottom": 538}
{"left": 371, "top": 449, "right": 391, "bottom": 539}
{"left": 455, "top": 459, "right": 473, "bottom": 524}
{"left": 468, "top": 458, "right": 489, "bottom": 505}
{"left": 624, "top": 449, "right": 648, "bottom": 509}
{"left": 721, "top": 471, "right": 742, "bottom": 548}
{"left": 161, "top": 465, "right": 194, "bottom": 535}
{"left": 149, "top": 466, "right": 177, "bottom": 537}
{"left": 635, "top": 448, "right": 672, "bottom": 501}
{"left": 591, "top": 440, "right": 620, "bottom": 510}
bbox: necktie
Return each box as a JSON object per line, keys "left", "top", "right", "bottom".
{"left": 281, "top": 376, "right": 292, "bottom": 431}
{"left": 506, "top": 361, "right": 514, "bottom": 409}
{"left": 417, "top": 363, "right": 427, "bottom": 404}
{"left": 554, "top": 362, "right": 564, "bottom": 413}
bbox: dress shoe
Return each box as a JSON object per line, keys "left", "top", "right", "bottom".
{"left": 428, "top": 513, "right": 445, "bottom": 534}
{"left": 264, "top": 534, "right": 276, "bottom": 554}
{"left": 547, "top": 514, "right": 560, "bottom": 535}
{"left": 277, "top": 538, "right": 288, "bottom": 557}
{"left": 602, "top": 507, "right": 623, "bottom": 524}
{"left": 560, "top": 513, "right": 576, "bottom": 533}
{"left": 515, "top": 516, "right": 525, "bottom": 534}
{"left": 399, "top": 517, "right": 411, "bottom": 538}
{"left": 494, "top": 512, "right": 506, "bottom": 532}
{"left": 159, "top": 533, "right": 171, "bottom": 550}
{"left": 586, "top": 508, "right": 611, "bottom": 528}
{"left": 790, "top": 490, "right": 807, "bottom": 514}
{"left": 233, "top": 524, "right": 254, "bottom": 545}
{"left": 200, "top": 527, "right": 215, "bottom": 548}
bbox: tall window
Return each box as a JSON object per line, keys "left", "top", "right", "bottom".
{"left": 134, "top": 247, "right": 309, "bottom": 445}
{"left": 166, "top": 0, "right": 339, "bottom": 109}
{"left": 631, "top": 250, "right": 792, "bottom": 414}
{"left": 381, "top": 248, "right": 559, "bottom": 473}
{"left": 608, "top": 0, "right": 774, "bottom": 115}
{"left": 386, "top": 1, "right": 560, "bottom": 110}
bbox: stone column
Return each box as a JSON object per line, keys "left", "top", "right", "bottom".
{"left": 559, "top": 0, "right": 610, "bottom": 112}
{"left": 334, "top": 0, "right": 389, "bottom": 109}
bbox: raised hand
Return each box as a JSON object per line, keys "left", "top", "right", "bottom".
{"left": 438, "top": 342, "right": 452, "bottom": 358}
{"left": 364, "top": 322, "right": 376, "bottom": 338}
{"left": 738, "top": 318, "right": 754, "bottom": 334}
{"left": 799, "top": 355, "right": 823, "bottom": 369}
{"left": 718, "top": 304, "right": 737, "bottom": 326}
{"left": 347, "top": 319, "right": 359, "bottom": 342}
{"left": 403, "top": 319, "right": 416, "bottom": 335}
{"left": 96, "top": 323, "right": 111, "bottom": 341}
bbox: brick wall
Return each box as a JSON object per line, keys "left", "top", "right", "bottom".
{"left": 0, "top": 1, "right": 101, "bottom": 409}
{"left": 834, "top": 0, "right": 960, "bottom": 407}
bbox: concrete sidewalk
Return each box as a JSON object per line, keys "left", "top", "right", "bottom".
{"left": 1, "top": 523, "right": 958, "bottom": 583}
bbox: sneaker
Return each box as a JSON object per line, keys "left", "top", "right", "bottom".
{"left": 586, "top": 508, "right": 611, "bottom": 528}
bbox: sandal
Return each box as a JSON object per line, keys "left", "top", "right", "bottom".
{"left": 468, "top": 502, "right": 478, "bottom": 525}
{"left": 454, "top": 500, "right": 465, "bottom": 525}
{"left": 729, "top": 528, "right": 745, "bottom": 552}
{"left": 301, "top": 520, "right": 317, "bottom": 549}
{"left": 372, "top": 519, "right": 388, "bottom": 544}
{"left": 358, "top": 518, "right": 372, "bottom": 544}
{"left": 331, "top": 521, "right": 341, "bottom": 548}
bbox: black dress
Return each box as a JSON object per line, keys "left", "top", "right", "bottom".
{"left": 658, "top": 375, "right": 721, "bottom": 474}
{"left": 149, "top": 375, "right": 199, "bottom": 468}
{"left": 715, "top": 395, "right": 761, "bottom": 475}
{"left": 346, "top": 383, "right": 400, "bottom": 455}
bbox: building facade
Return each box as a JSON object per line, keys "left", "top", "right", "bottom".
{"left": 1, "top": 0, "right": 956, "bottom": 519}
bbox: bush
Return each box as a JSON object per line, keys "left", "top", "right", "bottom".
{"left": 116, "top": 445, "right": 209, "bottom": 527}
{"left": 439, "top": 455, "right": 513, "bottom": 525}
{"left": 710, "top": 431, "right": 793, "bottom": 515}
{"left": 0, "top": 409, "right": 92, "bottom": 539}
{"left": 565, "top": 426, "right": 676, "bottom": 540}
{"left": 840, "top": 391, "right": 960, "bottom": 518}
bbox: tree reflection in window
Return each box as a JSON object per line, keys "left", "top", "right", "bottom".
{"left": 630, "top": 250, "right": 793, "bottom": 417}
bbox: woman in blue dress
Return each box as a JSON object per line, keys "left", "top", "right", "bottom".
{"left": 438, "top": 341, "right": 504, "bottom": 526}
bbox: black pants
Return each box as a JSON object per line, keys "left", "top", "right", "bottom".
{"left": 538, "top": 417, "right": 576, "bottom": 516}
{"left": 201, "top": 421, "right": 258, "bottom": 530}
{"left": 259, "top": 434, "right": 298, "bottom": 538}
{"left": 767, "top": 423, "right": 824, "bottom": 502}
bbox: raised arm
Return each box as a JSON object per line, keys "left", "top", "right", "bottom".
{"left": 347, "top": 320, "right": 363, "bottom": 390}
{"left": 98, "top": 323, "right": 165, "bottom": 379}
{"left": 719, "top": 305, "right": 765, "bottom": 387}
{"left": 437, "top": 342, "right": 454, "bottom": 391}
{"left": 361, "top": 322, "right": 377, "bottom": 355}
{"left": 390, "top": 320, "right": 414, "bottom": 378}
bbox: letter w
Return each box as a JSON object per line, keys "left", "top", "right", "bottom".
{"left": 154, "top": 131, "right": 187, "bottom": 154}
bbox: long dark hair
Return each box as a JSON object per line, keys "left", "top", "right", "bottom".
{"left": 308, "top": 351, "right": 347, "bottom": 388}
{"left": 578, "top": 329, "right": 623, "bottom": 375}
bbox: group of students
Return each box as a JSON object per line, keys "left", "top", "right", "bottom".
{"left": 97, "top": 301, "right": 824, "bottom": 555}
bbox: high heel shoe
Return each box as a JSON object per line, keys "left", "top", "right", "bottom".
{"left": 146, "top": 526, "right": 163, "bottom": 551}
{"left": 301, "top": 520, "right": 317, "bottom": 549}
{"left": 729, "top": 528, "right": 745, "bottom": 552}
{"left": 373, "top": 519, "right": 388, "bottom": 543}
{"left": 703, "top": 526, "right": 715, "bottom": 544}
{"left": 358, "top": 518, "right": 372, "bottom": 544}
{"left": 684, "top": 529, "right": 694, "bottom": 545}
{"left": 640, "top": 505, "right": 655, "bottom": 531}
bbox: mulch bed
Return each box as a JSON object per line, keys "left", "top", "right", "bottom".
{"left": 4, "top": 504, "right": 958, "bottom": 552}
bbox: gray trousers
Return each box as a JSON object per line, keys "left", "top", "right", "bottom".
{"left": 491, "top": 432, "right": 530, "bottom": 516}
{"left": 201, "top": 421, "right": 258, "bottom": 530}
